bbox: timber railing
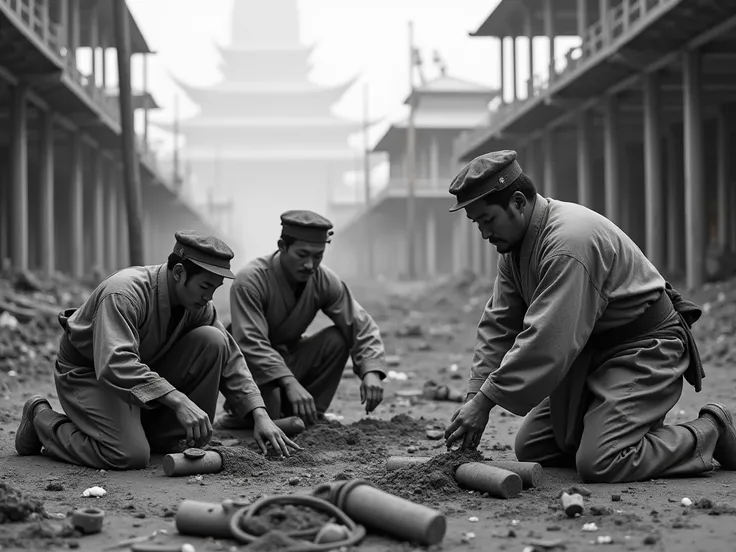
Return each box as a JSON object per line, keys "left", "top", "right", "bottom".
{"left": 456, "top": 0, "right": 675, "bottom": 155}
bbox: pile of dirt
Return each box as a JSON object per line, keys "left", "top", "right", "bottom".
{"left": 295, "top": 414, "right": 426, "bottom": 453}
{"left": 0, "top": 482, "right": 45, "bottom": 523}
{"left": 370, "top": 449, "right": 484, "bottom": 503}
{"left": 210, "top": 446, "right": 270, "bottom": 476}
{"left": 239, "top": 503, "right": 330, "bottom": 536}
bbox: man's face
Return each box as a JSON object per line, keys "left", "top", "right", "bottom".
{"left": 279, "top": 240, "right": 326, "bottom": 283}
{"left": 465, "top": 196, "right": 527, "bottom": 254}
{"left": 173, "top": 266, "right": 224, "bottom": 313}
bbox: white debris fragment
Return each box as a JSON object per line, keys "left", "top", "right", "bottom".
{"left": 0, "top": 312, "right": 19, "bottom": 329}
{"left": 582, "top": 522, "right": 598, "bottom": 532}
{"left": 717, "top": 292, "right": 726, "bottom": 302}
{"left": 678, "top": 410, "right": 686, "bottom": 416}
{"left": 461, "top": 532, "right": 476, "bottom": 543}
{"left": 681, "top": 497, "right": 692, "bottom": 507}
{"left": 511, "top": 519, "right": 520, "bottom": 526}
{"left": 449, "top": 363, "right": 459, "bottom": 372}
{"left": 596, "top": 535, "right": 613, "bottom": 544}
{"left": 8, "top": 370, "right": 17, "bottom": 377}
{"left": 468, "top": 516, "right": 479, "bottom": 522}
{"left": 387, "top": 371, "right": 408, "bottom": 381}
{"left": 323, "top": 413, "right": 344, "bottom": 422}
{"left": 81, "top": 486, "right": 107, "bottom": 498}
{"left": 181, "top": 544, "right": 196, "bottom": 552}
{"left": 522, "top": 547, "right": 535, "bottom": 552}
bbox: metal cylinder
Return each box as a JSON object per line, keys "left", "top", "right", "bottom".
{"left": 455, "top": 462, "right": 522, "bottom": 499}
{"left": 175, "top": 499, "right": 241, "bottom": 538}
{"left": 385, "top": 456, "right": 431, "bottom": 471}
{"left": 485, "top": 461, "right": 543, "bottom": 488}
{"left": 163, "top": 450, "right": 223, "bottom": 477}
{"left": 338, "top": 483, "right": 446, "bottom": 546}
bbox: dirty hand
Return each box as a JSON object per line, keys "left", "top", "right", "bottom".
{"left": 163, "top": 390, "right": 213, "bottom": 448}
{"left": 360, "top": 372, "right": 384, "bottom": 414}
{"left": 282, "top": 377, "right": 318, "bottom": 424}
{"left": 252, "top": 408, "right": 302, "bottom": 457}
{"left": 444, "top": 392, "right": 495, "bottom": 450}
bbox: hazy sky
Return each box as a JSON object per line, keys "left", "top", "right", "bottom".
{"left": 123, "top": 1, "right": 582, "bottom": 149}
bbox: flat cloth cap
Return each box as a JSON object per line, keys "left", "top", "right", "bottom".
{"left": 280, "top": 210, "right": 334, "bottom": 243}
{"left": 448, "top": 150, "right": 523, "bottom": 212}
{"left": 172, "top": 230, "right": 235, "bottom": 279}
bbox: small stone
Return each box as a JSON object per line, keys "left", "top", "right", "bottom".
{"left": 582, "top": 522, "right": 598, "bottom": 532}
{"left": 681, "top": 497, "right": 692, "bottom": 507}
{"left": 547, "top": 525, "right": 562, "bottom": 531}
{"left": 68, "top": 541, "right": 80, "bottom": 549}
{"left": 590, "top": 505, "right": 613, "bottom": 516}
{"left": 163, "top": 508, "right": 176, "bottom": 518}
{"left": 643, "top": 535, "right": 659, "bottom": 545}
{"left": 407, "top": 446, "right": 418, "bottom": 453}
{"left": 425, "top": 430, "right": 444, "bottom": 440}
{"left": 288, "top": 477, "right": 301, "bottom": 486}
{"left": 468, "top": 516, "right": 478, "bottom": 522}
{"left": 135, "top": 512, "right": 146, "bottom": 519}
{"left": 45, "top": 482, "right": 64, "bottom": 492}
{"left": 611, "top": 494, "right": 621, "bottom": 502}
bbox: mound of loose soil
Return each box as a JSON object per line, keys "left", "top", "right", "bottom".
{"left": 370, "top": 449, "right": 484, "bottom": 503}
{"left": 240, "top": 503, "right": 330, "bottom": 536}
{"left": 0, "top": 482, "right": 45, "bottom": 523}
{"left": 294, "top": 414, "right": 426, "bottom": 451}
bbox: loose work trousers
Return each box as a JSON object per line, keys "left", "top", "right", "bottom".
{"left": 34, "top": 326, "right": 227, "bottom": 470}
{"left": 514, "top": 313, "right": 719, "bottom": 483}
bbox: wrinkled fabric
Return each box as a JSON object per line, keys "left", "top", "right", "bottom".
{"left": 230, "top": 252, "right": 387, "bottom": 386}
{"left": 58, "top": 264, "right": 264, "bottom": 418}
{"left": 469, "top": 195, "right": 665, "bottom": 415}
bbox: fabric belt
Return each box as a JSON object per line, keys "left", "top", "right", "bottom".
{"left": 590, "top": 283, "right": 705, "bottom": 392}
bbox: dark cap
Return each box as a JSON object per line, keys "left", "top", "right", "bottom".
{"left": 172, "top": 230, "right": 235, "bottom": 279}
{"left": 448, "top": 150, "right": 523, "bottom": 212}
{"left": 280, "top": 210, "right": 334, "bottom": 243}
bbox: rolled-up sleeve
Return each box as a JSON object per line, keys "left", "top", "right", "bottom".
{"left": 468, "top": 256, "right": 526, "bottom": 395}
{"left": 322, "top": 273, "right": 387, "bottom": 379}
{"left": 92, "top": 293, "right": 175, "bottom": 406}
{"left": 479, "top": 253, "right": 607, "bottom": 416}
{"left": 230, "top": 282, "right": 293, "bottom": 386}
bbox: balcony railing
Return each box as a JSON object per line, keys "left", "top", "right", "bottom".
{"left": 465, "top": 0, "right": 673, "bottom": 141}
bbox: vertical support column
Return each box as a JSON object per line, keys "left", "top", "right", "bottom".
{"left": 426, "top": 209, "right": 437, "bottom": 278}
{"left": 10, "top": 84, "right": 29, "bottom": 271}
{"left": 69, "top": 0, "right": 80, "bottom": 56}
{"left": 89, "top": 1, "right": 98, "bottom": 86}
{"left": 499, "top": 37, "right": 506, "bottom": 104}
{"left": 118, "top": 164, "right": 129, "bottom": 268}
{"left": 543, "top": 128, "right": 557, "bottom": 198}
{"left": 143, "top": 55, "right": 150, "bottom": 152}
{"left": 58, "top": 0, "right": 69, "bottom": 50}
{"left": 92, "top": 151, "right": 105, "bottom": 270}
{"left": 682, "top": 49, "right": 706, "bottom": 289}
{"left": 577, "top": 0, "right": 588, "bottom": 45}
{"left": 544, "top": 0, "right": 555, "bottom": 82}
{"left": 599, "top": 0, "right": 610, "bottom": 46}
{"left": 666, "top": 127, "right": 685, "bottom": 276}
{"left": 429, "top": 135, "right": 439, "bottom": 188}
{"left": 525, "top": 139, "right": 538, "bottom": 185}
{"left": 511, "top": 36, "right": 518, "bottom": 102}
{"left": 69, "top": 135, "right": 84, "bottom": 277}
{"left": 603, "top": 94, "right": 620, "bottom": 225}
{"left": 577, "top": 110, "right": 593, "bottom": 208}
{"left": 39, "top": 111, "right": 55, "bottom": 277}
{"left": 105, "top": 159, "right": 118, "bottom": 273}
{"left": 643, "top": 72, "right": 665, "bottom": 268}
{"left": 526, "top": 11, "right": 534, "bottom": 97}
{"left": 716, "top": 108, "right": 730, "bottom": 251}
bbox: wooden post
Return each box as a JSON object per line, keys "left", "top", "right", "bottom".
{"left": 603, "top": 94, "right": 620, "bottom": 225}
{"left": 92, "top": 152, "right": 105, "bottom": 270}
{"left": 69, "top": 134, "right": 84, "bottom": 278}
{"left": 406, "top": 21, "right": 417, "bottom": 280}
{"left": 683, "top": 49, "right": 706, "bottom": 289}
{"left": 716, "top": 108, "right": 730, "bottom": 251}
{"left": 577, "top": 110, "right": 593, "bottom": 208}
{"left": 643, "top": 71, "right": 665, "bottom": 268}
{"left": 113, "top": 0, "right": 145, "bottom": 265}
{"left": 363, "top": 82, "right": 374, "bottom": 278}
{"left": 10, "top": 84, "right": 29, "bottom": 271}
{"left": 39, "top": 110, "right": 55, "bottom": 276}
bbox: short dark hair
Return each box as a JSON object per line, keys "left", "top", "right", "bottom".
{"left": 482, "top": 173, "right": 537, "bottom": 209}
{"left": 280, "top": 234, "right": 298, "bottom": 248}
{"left": 167, "top": 253, "right": 207, "bottom": 278}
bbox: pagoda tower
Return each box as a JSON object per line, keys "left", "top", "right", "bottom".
{"left": 172, "top": 0, "right": 359, "bottom": 261}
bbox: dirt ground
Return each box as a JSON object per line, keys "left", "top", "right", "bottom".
{"left": 1, "top": 272, "right": 736, "bottom": 551}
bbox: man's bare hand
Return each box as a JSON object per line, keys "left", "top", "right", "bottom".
{"left": 252, "top": 408, "right": 302, "bottom": 457}
{"left": 282, "top": 378, "right": 318, "bottom": 424}
{"left": 360, "top": 372, "right": 384, "bottom": 414}
{"left": 162, "top": 391, "right": 213, "bottom": 448}
{"left": 444, "top": 392, "right": 495, "bottom": 450}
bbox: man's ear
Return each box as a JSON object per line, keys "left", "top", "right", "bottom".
{"left": 172, "top": 263, "right": 185, "bottom": 283}
{"left": 277, "top": 238, "right": 286, "bottom": 253}
{"left": 513, "top": 191, "right": 526, "bottom": 211}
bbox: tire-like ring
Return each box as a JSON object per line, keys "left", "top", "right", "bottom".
{"left": 71, "top": 507, "right": 105, "bottom": 534}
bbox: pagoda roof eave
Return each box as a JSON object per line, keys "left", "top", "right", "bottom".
{"left": 153, "top": 117, "right": 362, "bottom": 132}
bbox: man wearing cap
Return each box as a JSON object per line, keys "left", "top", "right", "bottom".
{"left": 14, "top": 231, "right": 300, "bottom": 470}
{"left": 443, "top": 150, "right": 736, "bottom": 483}
{"left": 223, "top": 210, "right": 387, "bottom": 426}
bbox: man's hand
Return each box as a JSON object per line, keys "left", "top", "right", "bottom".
{"left": 360, "top": 372, "right": 384, "bottom": 414}
{"left": 444, "top": 392, "right": 495, "bottom": 450}
{"left": 282, "top": 377, "right": 318, "bottom": 424}
{"left": 251, "top": 408, "right": 302, "bottom": 457}
{"left": 160, "top": 390, "right": 213, "bottom": 448}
